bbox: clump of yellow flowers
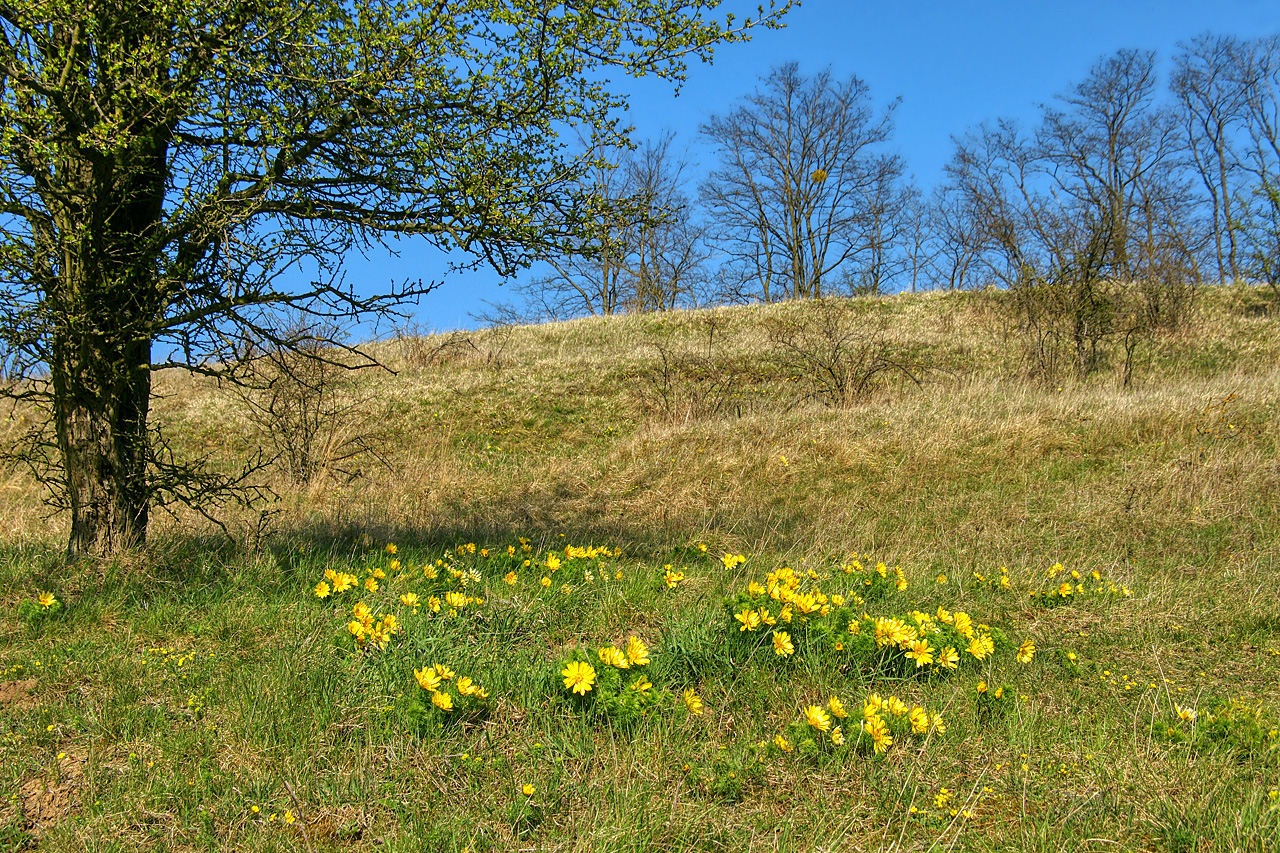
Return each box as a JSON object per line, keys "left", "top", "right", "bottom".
{"left": 772, "top": 692, "right": 945, "bottom": 759}
{"left": 559, "top": 636, "right": 659, "bottom": 726}
{"left": 725, "top": 555, "right": 1035, "bottom": 680}
{"left": 406, "top": 662, "right": 491, "bottom": 732}
{"left": 1030, "top": 563, "right": 1132, "bottom": 606}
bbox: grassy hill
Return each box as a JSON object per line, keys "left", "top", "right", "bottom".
{"left": 2, "top": 285, "right": 1279, "bottom": 851}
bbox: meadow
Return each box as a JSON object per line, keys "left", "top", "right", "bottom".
{"left": 2, "top": 285, "right": 1279, "bottom": 851}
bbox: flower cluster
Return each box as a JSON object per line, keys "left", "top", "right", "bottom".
{"left": 414, "top": 662, "right": 489, "bottom": 709}
{"left": 346, "top": 602, "right": 399, "bottom": 650}
{"left": 1030, "top": 563, "right": 1132, "bottom": 606}
{"left": 852, "top": 607, "right": 1010, "bottom": 676}
{"left": 725, "top": 555, "right": 1031, "bottom": 679}
{"left": 1156, "top": 695, "right": 1280, "bottom": 759}
{"left": 559, "top": 636, "right": 658, "bottom": 725}
{"left": 405, "top": 662, "right": 491, "bottom": 732}
{"left": 970, "top": 565, "right": 1013, "bottom": 591}
{"left": 772, "top": 692, "right": 945, "bottom": 758}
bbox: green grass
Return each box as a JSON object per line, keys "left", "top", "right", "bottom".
{"left": 2, "top": 285, "right": 1280, "bottom": 850}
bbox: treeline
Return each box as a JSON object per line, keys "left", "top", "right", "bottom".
{"left": 509, "top": 34, "right": 1280, "bottom": 324}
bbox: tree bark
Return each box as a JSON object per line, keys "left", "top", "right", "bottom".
{"left": 52, "top": 327, "right": 152, "bottom": 558}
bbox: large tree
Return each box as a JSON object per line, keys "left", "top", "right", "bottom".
{"left": 0, "top": 0, "right": 791, "bottom": 557}
{"left": 700, "top": 62, "right": 904, "bottom": 302}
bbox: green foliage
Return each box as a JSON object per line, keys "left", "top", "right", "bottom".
{"left": 16, "top": 593, "right": 62, "bottom": 632}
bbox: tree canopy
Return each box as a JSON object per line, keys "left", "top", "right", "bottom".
{"left": 0, "top": 0, "right": 791, "bottom": 556}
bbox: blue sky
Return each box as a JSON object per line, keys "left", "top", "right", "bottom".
{"left": 354, "top": 0, "right": 1280, "bottom": 332}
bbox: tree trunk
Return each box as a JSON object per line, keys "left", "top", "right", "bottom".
{"left": 52, "top": 313, "right": 153, "bottom": 559}
{"left": 46, "top": 144, "right": 168, "bottom": 558}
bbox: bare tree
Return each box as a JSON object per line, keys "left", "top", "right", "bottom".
{"left": 623, "top": 134, "right": 712, "bottom": 312}
{"left": 520, "top": 134, "right": 708, "bottom": 317}
{"left": 842, "top": 166, "right": 919, "bottom": 295}
{"left": 700, "top": 62, "right": 904, "bottom": 302}
{"left": 1173, "top": 34, "right": 1251, "bottom": 284}
{"left": 945, "top": 50, "right": 1201, "bottom": 378}
{"left": 923, "top": 183, "right": 986, "bottom": 291}
{"left": 1236, "top": 36, "right": 1280, "bottom": 301}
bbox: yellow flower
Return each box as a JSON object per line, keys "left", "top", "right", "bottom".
{"left": 772, "top": 631, "right": 795, "bottom": 657}
{"left": 1017, "top": 639, "right": 1036, "bottom": 663}
{"left": 626, "top": 636, "right": 650, "bottom": 666}
{"left": 874, "top": 617, "right": 914, "bottom": 648}
{"left": 400, "top": 592, "right": 420, "bottom": 608}
{"left": 952, "top": 611, "right": 974, "bottom": 638}
{"left": 886, "top": 696, "right": 909, "bottom": 717}
{"left": 967, "top": 634, "right": 995, "bottom": 661}
{"left": 540, "top": 576, "right": 551, "bottom": 588}
{"left": 863, "top": 693, "right": 884, "bottom": 718}
{"left": 284, "top": 810, "right": 295, "bottom": 824}
{"left": 747, "top": 581, "right": 766, "bottom": 596}
{"left": 906, "top": 639, "right": 934, "bottom": 668}
{"left": 428, "top": 595, "right": 441, "bottom": 612}
{"left": 332, "top": 573, "right": 355, "bottom": 593}
{"left": 431, "top": 691, "right": 454, "bottom": 711}
{"left": 598, "top": 646, "right": 629, "bottom": 668}
{"left": 976, "top": 680, "right": 987, "bottom": 694}
{"left": 433, "top": 663, "right": 456, "bottom": 680}
{"left": 828, "top": 696, "right": 848, "bottom": 719}
{"left": 364, "top": 576, "right": 378, "bottom": 592}
{"left": 445, "top": 591, "right": 467, "bottom": 609}
{"left": 683, "top": 688, "right": 704, "bottom": 716}
{"left": 546, "top": 553, "right": 561, "bottom": 572}
{"left": 629, "top": 676, "right": 653, "bottom": 694}
{"left": 562, "top": 660, "right": 596, "bottom": 695}
{"left": 773, "top": 734, "right": 793, "bottom": 752}
{"left": 414, "top": 667, "right": 442, "bottom": 691}
{"left": 456, "top": 676, "right": 482, "bottom": 697}
{"left": 522, "top": 783, "right": 536, "bottom": 797}
{"left": 804, "top": 705, "right": 832, "bottom": 732}
{"left": 830, "top": 726, "right": 845, "bottom": 746}
{"left": 863, "top": 714, "right": 892, "bottom": 754}
{"left": 936, "top": 646, "right": 960, "bottom": 669}
{"left": 1176, "top": 704, "right": 1197, "bottom": 723}
{"left": 909, "top": 706, "right": 929, "bottom": 733}
{"left": 313, "top": 582, "right": 330, "bottom": 599}
{"left": 504, "top": 571, "right": 518, "bottom": 585}
{"left": 721, "top": 553, "right": 746, "bottom": 571}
